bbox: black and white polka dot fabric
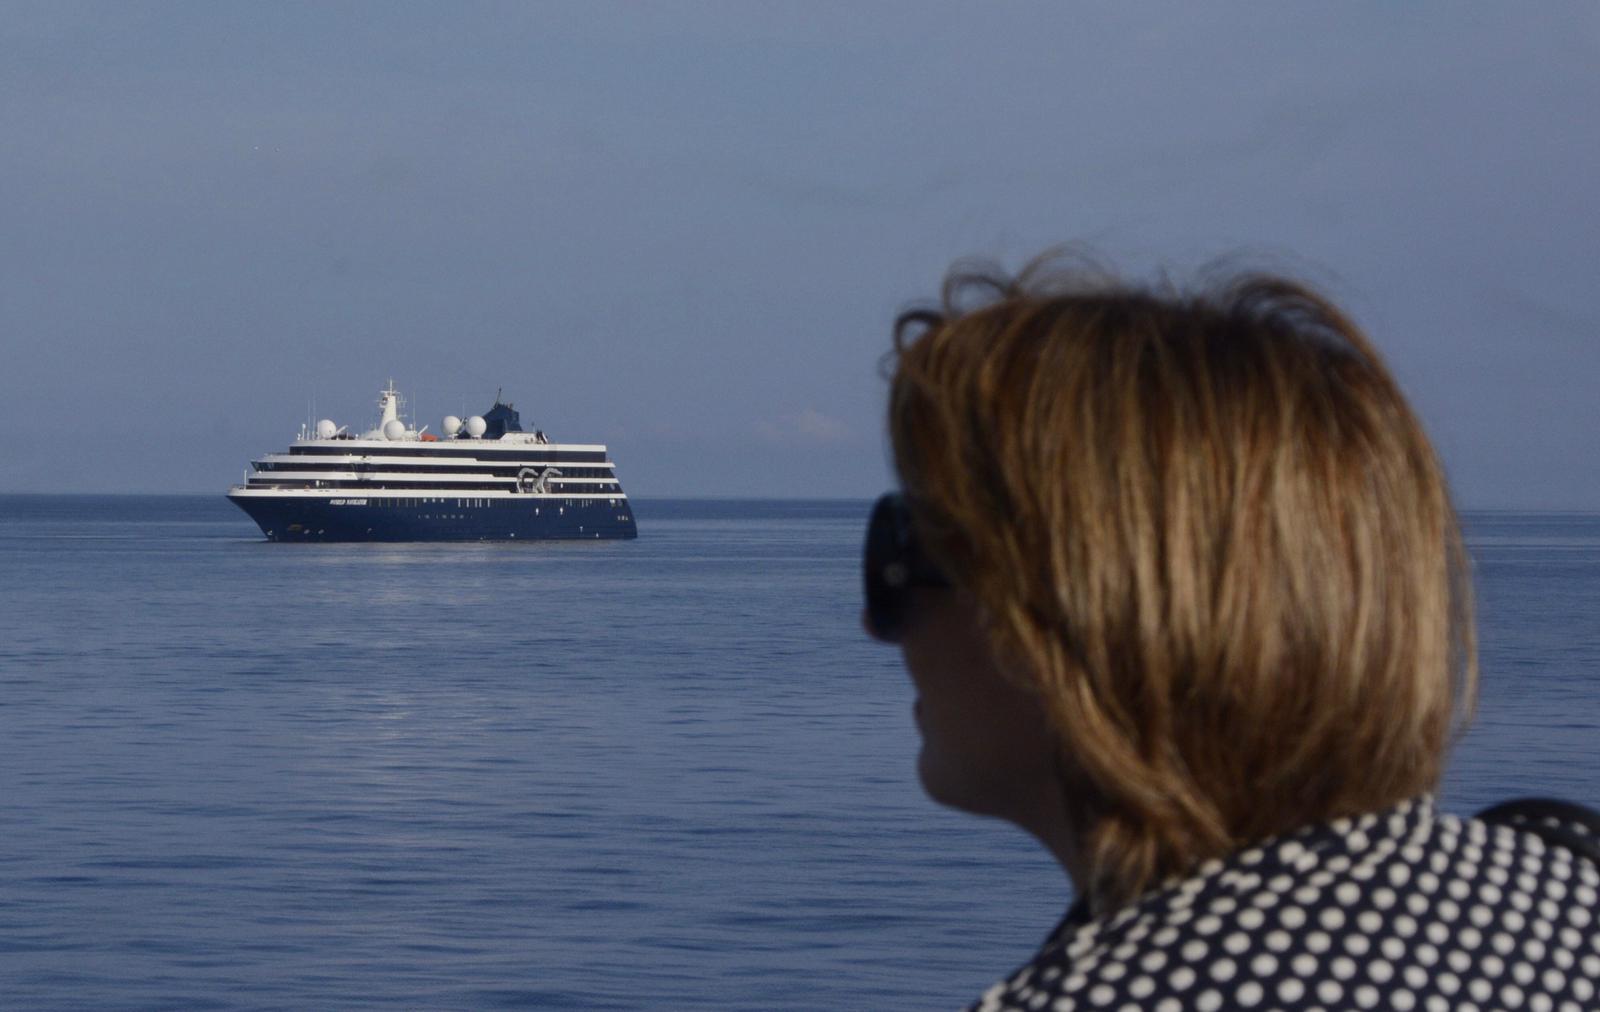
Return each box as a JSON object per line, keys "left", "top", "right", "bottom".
{"left": 969, "top": 797, "right": 1600, "bottom": 1012}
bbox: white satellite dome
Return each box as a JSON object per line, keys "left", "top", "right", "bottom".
{"left": 442, "top": 415, "right": 462, "bottom": 437}
{"left": 383, "top": 419, "right": 407, "bottom": 441}
{"left": 465, "top": 415, "right": 487, "bottom": 438}
{"left": 315, "top": 419, "right": 337, "bottom": 439}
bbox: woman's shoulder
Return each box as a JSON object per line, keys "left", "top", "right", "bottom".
{"left": 967, "top": 797, "right": 1600, "bottom": 1012}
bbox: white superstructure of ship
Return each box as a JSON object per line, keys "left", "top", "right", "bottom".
{"left": 227, "top": 381, "right": 636, "bottom": 541}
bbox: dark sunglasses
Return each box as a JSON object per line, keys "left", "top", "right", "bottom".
{"left": 863, "top": 493, "right": 950, "bottom": 642}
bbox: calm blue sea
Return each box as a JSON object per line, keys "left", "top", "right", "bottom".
{"left": 1, "top": 498, "right": 1596, "bottom": 1010}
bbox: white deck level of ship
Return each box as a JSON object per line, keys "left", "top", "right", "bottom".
{"left": 233, "top": 446, "right": 624, "bottom": 497}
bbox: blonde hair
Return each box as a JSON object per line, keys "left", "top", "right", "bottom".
{"left": 888, "top": 256, "right": 1476, "bottom": 912}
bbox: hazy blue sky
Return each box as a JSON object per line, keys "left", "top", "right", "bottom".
{"left": 3, "top": 3, "right": 1596, "bottom": 504}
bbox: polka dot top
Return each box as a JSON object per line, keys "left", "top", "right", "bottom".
{"left": 968, "top": 797, "right": 1600, "bottom": 1012}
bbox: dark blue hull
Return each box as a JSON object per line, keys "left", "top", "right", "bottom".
{"left": 227, "top": 495, "right": 637, "bottom": 541}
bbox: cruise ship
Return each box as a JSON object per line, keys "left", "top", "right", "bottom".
{"left": 227, "top": 382, "right": 637, "bottom": 541}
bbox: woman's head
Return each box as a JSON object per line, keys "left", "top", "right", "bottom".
{"left": 883, "top": 254, "right": 1476, "bottom": 910}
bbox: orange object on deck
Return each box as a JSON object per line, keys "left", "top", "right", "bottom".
{"left": 420, "top": 433, "right": 439, "bottom": 442}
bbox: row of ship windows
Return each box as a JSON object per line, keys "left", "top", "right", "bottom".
{"left": 259, "top": 464, "right": 617, "bottom": 479}
{"left": 253, "top": 481, "right": 621, "bottom": 493}
{"left": 288, "top": 448, "right": 609, "bottom": 463}
{"left": 349, "top": 498, "right": 614, "bottom": 509}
